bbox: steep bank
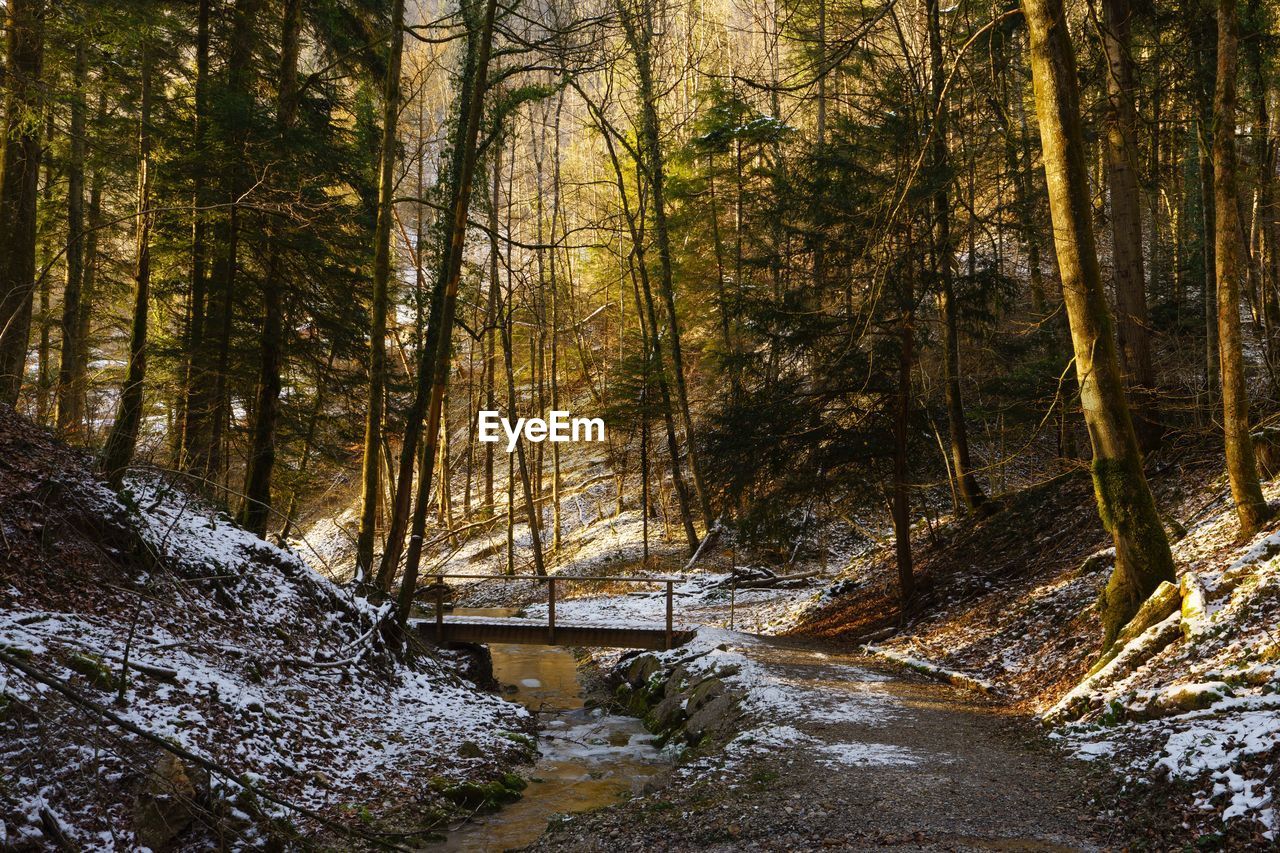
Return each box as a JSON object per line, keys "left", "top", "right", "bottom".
{"left": 0, "top": 408, "right": 532, "bottom": 849}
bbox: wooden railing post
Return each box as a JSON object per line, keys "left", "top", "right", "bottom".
{"left": 665, "top": 580, "right": 673, "bottom": 650}
{"left": 435, "top": 581, "right": 445, "bottom": 643}
{"left": 547, "top": 577, "right": 556, "bottom": 645}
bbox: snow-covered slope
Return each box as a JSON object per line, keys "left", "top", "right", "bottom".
{"left": 0, "top": 410, "right": 530, "bottom": 849}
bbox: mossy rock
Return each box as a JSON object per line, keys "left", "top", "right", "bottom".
{"left": 457, "top": 740, "right": 484, "bottom": 759}
{"left": 645, "top": 692, "right": 687, "bottom": 732}
{"left": 686, "top": 677, "right": 724, "bottom": 713}
{"left": 624, "top": 654, "right": 660, "bottom": 687}
{"left": 68, "top": 652, "right": 116, "bottom": 692}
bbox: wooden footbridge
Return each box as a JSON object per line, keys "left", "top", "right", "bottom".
{"left": 410, "top": 574, "right": 695, "bottom": 650}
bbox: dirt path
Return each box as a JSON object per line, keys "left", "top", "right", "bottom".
{"left": 527, "top": 639, "right": 1111, "bottom": 852}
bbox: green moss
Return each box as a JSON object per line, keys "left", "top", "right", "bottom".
{"left": 1091, "top": 455, "right": 1177, "bottom": 647}
{"left": 497, "top": 730, "right": 535, "bottom": 751}
{"left": 67, "top": 652, "right": 116, "bottom": 691}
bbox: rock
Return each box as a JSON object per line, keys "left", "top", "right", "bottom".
{"left": 1179, "top": 573, "right": 1208, "bottom": 640}
{"left": 67, "top": 652, "right": 116, "bottom": 692}
{"left": 664, "top": 665, "right": 690, "bottom": 698}
{"left": 686, "top": 677, "right": 724, "bottom": 713}
{"left": 646, "top": 692, "right": 687, "bottom": 732}
{"left": 458, "top": 740, "right": 484, "bottom": 759}
{"left": 133, "top": 754, "right": 209, "bottom": 852}
{"left": 624, "top": 654, "right": 660, "bottom": 688}
{"left": 684, "top": 691, "right": 742, "bottom": 745}
{"left": 1133, "top": 681, "right": 1232, "bottom": 720}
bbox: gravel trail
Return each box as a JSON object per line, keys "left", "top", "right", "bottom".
{"left": 527, "top": 639, "right": 1110, "bottom": 852}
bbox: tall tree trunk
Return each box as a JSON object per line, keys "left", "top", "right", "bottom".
{"left": 484, "top": 141, "right": 501, "bottom": 518}
{"left": 99, "top": 42, "right": 154, "bottom": 490}
{"left": 1192, "top": 10, "right": 1221, "bottom": 400}
{"left": 76, "top": 121, "right": 104, "bottom": 441}
{"left": 395, "top": 0, "right": 500, "bottom": 623}
{"left": 618, "top": 0, "right": 714, "bottom": 530}
{"left": 891, "top": 300, "right": 915, "bottom": 610}
{"left": 191, "top": 0, "right": 263, "bottom": 488}
{"left": 928, "top": 0, "right": 985, "bottom": 511}
{"left": 241, "top": 0, "right": 304, "bottom": 535}
{"left": 589, "top": 95, "right": 700, "bottom": 553}
{"left": 56, "top": 40, "right": 88, "bottom": 435}
{"left": 1101, "top": 0, "right": 1159, "bottom": 449}
{"left": 355, "top": 0, "right": 406, "bottom": 580}
{"left": 0, "top": 0, "right": 46, "bottom": 406}
{"left": 179, "top": 0, "right": 212, "bottom": 470}
{"left": 1021, "top": 0, "right": 1176, "bottom": 647}
{"left": 500, "top": 296, "right": 547, "bottom": 577}
{"left": 35, "top": 110, "right": 54, "bottom": 425}
{"left": 1213, "top": 0, "right": 1270, "bottom": 536}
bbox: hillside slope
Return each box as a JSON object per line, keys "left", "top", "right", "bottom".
{"left": 0, "top": 409, "right": 531, "bottom": 849}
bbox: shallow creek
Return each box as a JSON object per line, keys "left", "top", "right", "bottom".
{"left": 435, "top": 608, "right": 670, "bottom": 852}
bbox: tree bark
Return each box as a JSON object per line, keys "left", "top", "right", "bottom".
{"left": 56, "top": 40, "right": 88, "bottom": 436}
{"left": 178, "top": 0, "right": 211, "bottom": 470}
{"left": 355, "top": 0, "right": 406, "bottom": 580}
{"left": 1021, "top": 0, "right": 1176, "bottom": 647}
{"left": 1213, "top": 0, "right": 1270, "bottom": 536}
{"left": 1101, "top": 0, "right": 1159, "bottom": 449}
{"left": 0, "top": 0, "right": 46, "bottom": 406}
{"left": 241, "top": 0, "right": 305, "bottom": 536}
{"left": 928, "top": 0, "right": 986, "bottom": 511}
{"left": 394, "top": 0, "right": 501, "bottom": 623}
{"left": 99, "top": 42, "right": 154, "bottom": 490}
{"left": 617, "top": 0, "right": 714, "bottom": 531}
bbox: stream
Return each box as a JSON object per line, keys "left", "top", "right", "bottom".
{"left": 435, "top": 608, "right": 670, "bottom": 852}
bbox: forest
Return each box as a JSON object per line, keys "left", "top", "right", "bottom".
{"left": 2, "top": 0, "right": 1280, "bottom": 848}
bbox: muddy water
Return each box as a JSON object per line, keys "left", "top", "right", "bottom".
{"left": 437, "top": 608, "right": 668, "bottom": 852}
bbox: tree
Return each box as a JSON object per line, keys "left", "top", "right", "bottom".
{"left": 99, "top": 36, "right": 154, "bottom": 490}
{"left": 355, "top": 0, "right": 407, "bottom": 580}
{"left": 55, "top": 39, "right": 89, "bottom": 435}
{"left": 928, "top": 0, "right": 987, "bottom": 511}
{"left": 241, "top": 0, "right": 306, "bottom": 536}
{"left": 1100, "top": 0, "right": 1159, "bottom": 448}
{"left": 0, "top": 0, "right": 46, "bottom": 406}
{"left": 1213, "top": 0, "right": 1270, "bottom": 536}
{"left": 394, "top": 0, "right": 502, "bottom": 623}
{"left": 1021, "top": 0, "right": 1176, "bottom": 645}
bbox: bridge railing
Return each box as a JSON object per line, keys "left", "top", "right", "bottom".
{"left": 420, "top": 573, "right": 680, "bottom": 649}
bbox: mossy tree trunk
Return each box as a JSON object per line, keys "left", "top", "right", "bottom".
{"left": 1022, "top": 0, "right": 1176, "bottom": 646}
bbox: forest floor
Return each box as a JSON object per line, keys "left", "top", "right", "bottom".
{"left": 531, "top": 634, "right": 1111, "bottom": 852}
